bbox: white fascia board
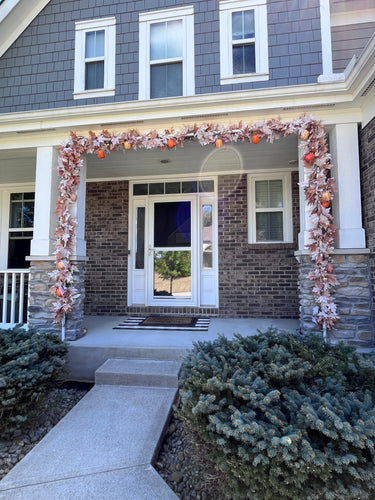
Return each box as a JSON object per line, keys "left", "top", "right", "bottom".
{"left": 0, "top": 0, "right": 51, "bottom": 57}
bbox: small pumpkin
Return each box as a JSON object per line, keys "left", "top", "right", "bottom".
{"left": 167, "top": 138, "right": 175, "bottom": 148}
{"left": 252, "top": 135, "right": 260, "bottom": 144}
{"left": 304, "top": 152, "right": 315, "bottom": 163}
{"left": 70, "top": 192, "right": 77, "bottom": 202}
{"left": 322, "top": 201, "right": 330, "bottom": 208}
{"left": 56, "top": 288, "right": 63, "bottom": 297}
{"left": 299, "top": 130, "right": 309, "bottom": 141}
{"left": 321, "top": 191, "right": 331, "bottom": 203}
{"left": 215, "top": 138, "right": 223, "bottom": 148}
{"left": 97, "top": 150, "right": 105, "bottom": 159}
{"left": 124, "top": 141, "right": 131, "bottom": 150}
{"left": 57, "top": 261, "right": 66, "bottom": 271}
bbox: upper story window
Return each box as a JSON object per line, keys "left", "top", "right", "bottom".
{"left": 219, "top": 0, "right": 269, "bottom": 85}
{"left": 74, "top": 17, "right": 116, "bottom": 99}
{"left": 248, "top": 173, "right": 293, "bottom": 244}
{"left": 139, "top": 6, "right": 195, "bottom": 100}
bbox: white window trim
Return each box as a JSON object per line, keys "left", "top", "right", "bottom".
{"left": 219, "top": 0, "right": 269, "bottom": 85}
{"left": 74, "top": 17, "right": 116, "bottom": 99}
{"left": 139, "top": 6, "right": 195, "bottom": 100}
{"left": 247, "top": 172, "right": 293, "bottom": 244}
{"left": 0, "top": 184, "right": 35, "bottom": 270}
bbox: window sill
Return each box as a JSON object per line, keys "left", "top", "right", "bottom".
{"left": 73, "top": 88, "right": 115, "bottom": 100}
{"left": 220, "top": 73, "right": 269, "bottom": 85}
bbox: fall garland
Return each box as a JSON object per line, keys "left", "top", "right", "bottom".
{"left": 50, "top": 115, "right": 338, "bottom": 330}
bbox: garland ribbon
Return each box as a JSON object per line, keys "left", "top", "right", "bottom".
{"left": 50, "top": 115, "right": 338, "bottom": 330}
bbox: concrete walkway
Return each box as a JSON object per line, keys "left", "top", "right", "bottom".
{"left": 0, "top": 360, "right": 181, "bottom": 500}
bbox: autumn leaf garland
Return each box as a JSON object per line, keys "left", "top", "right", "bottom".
{"left": 51, "top": 115, "right": 339, "bottom": 330}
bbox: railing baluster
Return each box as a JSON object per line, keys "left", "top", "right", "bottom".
{"left": 0, "top": 270, "right": 29, "bottom": 326}
{"left": 19, "top": 272, "right": 25, "bottom": 323}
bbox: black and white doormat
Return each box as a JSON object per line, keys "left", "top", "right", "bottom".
{"left": 113, "top": 316, "right": 210, "bottom": 331}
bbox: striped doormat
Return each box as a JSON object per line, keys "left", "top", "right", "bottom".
{"left": 113, "top": 316, "right": 210, "bottom": 331}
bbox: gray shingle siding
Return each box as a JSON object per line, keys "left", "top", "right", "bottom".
{"left": 331, "top": 22, "right": 375, "bottom": 73}
{"left": 0, "top": 0, "right": 322, "bottom": 113}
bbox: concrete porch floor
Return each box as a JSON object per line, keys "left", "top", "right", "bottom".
{"left": 67, "top": 316, "right": 300, "bottom": 381}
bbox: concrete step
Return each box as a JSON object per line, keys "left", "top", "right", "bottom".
{"left": 95, "top": 358, "right": 182, "bottom": 388}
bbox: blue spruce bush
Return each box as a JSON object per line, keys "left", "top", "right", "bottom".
{"left": 179, "top": 329, "right": 375, "bottom": 499}
{"left": 0, "top": 325, "right": 68, "bottom": 437}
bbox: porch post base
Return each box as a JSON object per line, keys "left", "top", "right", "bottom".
{"left": 296, "top": 250, "right": 374, "bottom": 346}
{"left": 28, "top": 260, "right": 86, "bottom": 341}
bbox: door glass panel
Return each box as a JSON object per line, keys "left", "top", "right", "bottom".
{"left": 135, "top": 207, "right": 145, "bottom": 270}
{"left": 154, "top": 202, "right": 191, "bottom": 247}
{"left": 202, "top": 205, "right": 213, "bottom": 269}
{"left": 154, "top": 251, "right": 191, "bottom": 297}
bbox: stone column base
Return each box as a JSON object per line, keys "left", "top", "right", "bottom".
{"left": 296, "top": 250, "right": 374, "bottom": 346}
{"left": 28, "top": 259, "right": 86, "bottom": 341}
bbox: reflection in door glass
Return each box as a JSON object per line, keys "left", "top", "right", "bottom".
{"left": 153, "top": 251, "right": 191, "bottom": 297}
{"left": 154, "top": 202, "right": 191, "bottom": 247}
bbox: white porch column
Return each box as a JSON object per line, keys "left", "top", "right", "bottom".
{"left": 319, "top": 0, "right": 333, "bottom": 76}
{"left": 329, "top": 123, "right": 366, "bottom": 249}
{"left": 298, "top": 140, "right": 314, "bottom": 250}
{"left": 30, "top": 146, "right": 60, "bottom": 257}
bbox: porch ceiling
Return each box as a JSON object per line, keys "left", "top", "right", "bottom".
{"left": 0, "top": 135, "right": 298, "bottom": 184}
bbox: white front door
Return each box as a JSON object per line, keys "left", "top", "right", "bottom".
{"left": 148, "top": 196, "right": 197, "bottom": 306}
{"left": 128, "top": 180, "right": 218, "bottom": 309}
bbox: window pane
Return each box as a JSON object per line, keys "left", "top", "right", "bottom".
{"left": 85, "top": 30, "right": 105, "bottom": 58}
{"left": 166, "top": 182, "right": 181, "bottom": 194}
{"left": 150, "top": 62, "right": 182, "bottom": 98}
{"left": 202, "top": 205, "right": 213, "bottom": 269}
{"left": 85, "top": 61, "right": 104, "bottom": 90}
{"left": 153, "top": 250, "right": 191, "bottom": 297}
{"left": 8, "top": 237, "right": 32, "bottom": 269}
{"left": 154, "top": 201, "right": 191, "bottom": 247}
{"left": 232, "top": 10, "right": 254, "bottom": 40}
{"left": 149, "top": 183, "right": 164, "bottom": 195}
{"left": 233, "top": 44, "right": 255, "bottom": 74}
{"left": 135, "top": 207, "right": 145, "bottom": 270}
{"left": 150, "top": 20, "right": 182, "bottom": 61}
{"left": 256, "top": 212, "right": 283, "bottom": 241}
{"left": 199, "top": 180, "right": 215, "bottom": 193}
{"left": 133, "top": 184, "right": 148, "bottom": 196}
{"left": 182, "top": 181, "right": 197, "bottom": 193}
{"left": 255, "top": 180, "right": 283, "bottom": 208}
{"left": 9, "top": 198, "right": 34, "bottom": 229}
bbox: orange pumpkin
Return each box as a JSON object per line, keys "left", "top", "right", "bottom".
{"left": 299, "top": 130, "right": 309, "bottom": 141}
{"left": 56, "top": 288, "right": 63, "bottom": 297}
{"left": 322, "top": 201, "right": 330, "bottom": 208}
{"left": 57, "top": 261, "right": 65, "bottom": 271}
{"left": 252, "top": 135, "right": 260, "bottom": 144}
{"left": 124, "top": 141, "right": 131, "bottom": 150}
{"left": 215, "top": 138, "right": 223, "bottom": 148}
{"left": 304, "top": 152, "right": 314, "bottom": 163}
{"left": 97, "top": 150, "right": 105, "bottom": 159}
{"left": 167, "top": 138, "right": 175, "bottom": 148}
{"left": 70, "top": 193, "right": 77, "bottom": 202}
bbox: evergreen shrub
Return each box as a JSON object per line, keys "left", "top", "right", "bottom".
{"left": 0, "top": 325, "right": 68, "bottom": 437}
{"left": 179, "top": 329, "right": 375, "bottom": 499}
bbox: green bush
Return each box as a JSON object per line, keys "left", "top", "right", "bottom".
{"left": 0, "top": 325, "right": 68, "bottom": 437}
{"left": 179, "top": 329, "right": 375, "bottom": 500}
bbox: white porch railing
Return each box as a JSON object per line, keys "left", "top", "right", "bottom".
{"left": 0, "top": 270, "right": 30, "bottom": 327}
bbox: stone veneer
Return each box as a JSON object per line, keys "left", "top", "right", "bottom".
{"left": 28, "top": 259, "right": 86, "bottom": 341}
{"left": 297, "top": 251, "right": 374, "bottom": 345}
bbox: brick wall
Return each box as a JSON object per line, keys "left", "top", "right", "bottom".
{"left": 0, "top": 0, "right": 321, "bottom": 113}
{"left": 217, "top": 171, "right": 300, "bottom": 318}
{"left": 84, "top": 181, "right": 129, "bottom": 315}
{"left": 84, "top": 173, "right": 300, "bottom": 318}
{"left": 360, "top": 117, "right": 375, "bottom": 318}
